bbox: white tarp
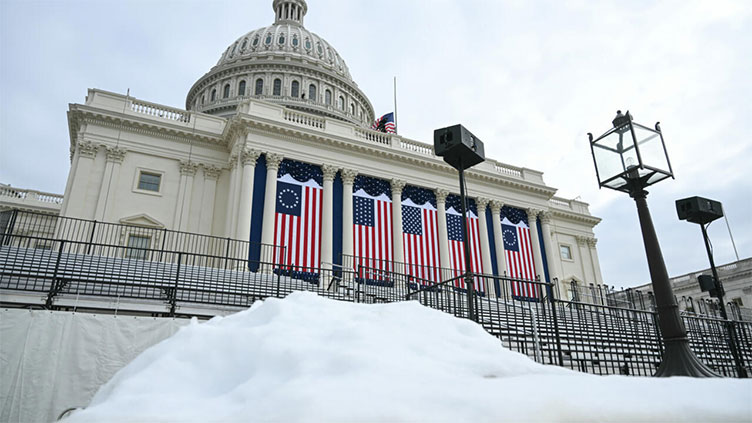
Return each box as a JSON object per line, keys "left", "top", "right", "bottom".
{"left": 0, "top": 308, "right": 189, "bottom": 423}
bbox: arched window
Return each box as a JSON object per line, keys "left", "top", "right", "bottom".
{"left": 350, "top": 104, "right": 355, "bottom": 115}
{"left": 255, "top": 78, "right": 264, "bottom": 95}
{"left": 201, "top": 95, "right": 205, "bottom": 105}
{"left": 210, "top": 89, "right": 216, "bottom": 102}
{"left": 238, "top": 80, "right": 246, "bottom": 96}
{"left": 273, "top": 78, "right": 282, "bottom": 96}
{"left": 291, "top": 80, "right": 300, "bottom": 98}
{"left": 223, "top": 84, "right": 230, "bottom": 99}
{"left": 325, "top": 89, "right": 332, "bottom": 105}
{"left": 338, "top": 96, "right": 344, "bottom": 110}
{"left": 309, "top": 84, "right": 316, "bottom": 101}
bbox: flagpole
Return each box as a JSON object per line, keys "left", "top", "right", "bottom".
{"left": 393, "top": 76, "right": 398, "bottom": 134}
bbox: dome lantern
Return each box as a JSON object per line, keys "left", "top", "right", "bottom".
{"left": 273, "top": 0, "right": 307, "bottom": 26}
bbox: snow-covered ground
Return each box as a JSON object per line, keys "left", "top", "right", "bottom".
{"left": 65, "top": 292, "right": 751, "bottom": 422}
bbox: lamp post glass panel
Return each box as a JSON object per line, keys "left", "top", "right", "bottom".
{"left": 588, "top": 111, "right": 718, "bottom": 377}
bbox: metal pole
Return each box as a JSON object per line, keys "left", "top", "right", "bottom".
{"left": 700, "top": 224, "right": 748, "bottom": 378}
{"left": 630, "top": 184, "right": 718, "bottom": 377}
{"left": 457, "top": 162, "right": 476, "bottom": 321}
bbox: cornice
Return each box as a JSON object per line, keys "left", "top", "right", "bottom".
{"left": 550, "top": 208, "right": 602, "bottom": 227}
{"left": 67, "top": 107, "right": 227, "bottom": 152}
{"left": 241, "top": 117, "right": 558, "bottom": 199}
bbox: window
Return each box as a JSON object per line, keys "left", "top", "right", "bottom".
{"left": 273, "top": 78, "right": 282, "bottom": 96}
{"left": 238, "top": 80, "right": 246, "bottom": 96}
{"left": 223, "top": 83, "right": 230, "bottom": 98}
{"left": 325, "top": 89, "right": 332, "bottom": 105}
{"left": 126, "top": 235, "right": 151, "bottom": 260}
{"left": 265, "top": 33, "right": 272, "bottom": 45}
{"left": 338, "top": 96, "right": 344, "bottom": 110}
{"left": 304, "top": 38, "right": 311, "bottom": 51}
{"left": 560, "top": 244, "right": 572, "bottom": 261}
{"left": 138, "top": 171, "right": 161, "bottom": 192}
{"left": 210, "top": 89, "right": 216, "bottom": 102}
{"left": 278, "top": 34, "right": 285, "bottom": 45}
{"left": 291, "top": 80, "right": 299, "bottom": 98}
{"left": 253, "top": 36, "right": 259, "bottom": 47}
{"left": 732, "top": 297, "right": 744, "bottom": 307}
{"left": 255, "top": 78, "right": 264, "bottom": 95}
{"left": 350, "top": 104, "right": 355, "bottom": 115}
{"left": 201, "top": 95, "right": 205, "bottom": 105}
{"left": 241, "top": 38, "right": 248, "bottom": 50}
{"left": 308, "top": 84, "right": 316, "bottom": 101}
{"left": 292, "top": 35, "right": 299, "bottom": 47}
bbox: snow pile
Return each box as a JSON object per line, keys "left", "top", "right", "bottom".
{"left": 66, "top": 292, "right": 750, "bottom": 422}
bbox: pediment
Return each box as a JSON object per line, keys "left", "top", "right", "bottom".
{"left": 119, "top": 213, "right": 164, "bottom": 229}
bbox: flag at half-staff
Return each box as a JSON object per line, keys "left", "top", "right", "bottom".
{"left": 371, "top": 112, "right": 396, "bottom": 134}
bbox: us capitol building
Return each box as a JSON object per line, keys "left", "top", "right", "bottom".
{"left": 1, "top": 0, "right": 604, "bottom": 299}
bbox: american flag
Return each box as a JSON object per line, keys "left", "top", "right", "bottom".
{"left": 353, "top": 176, "right": 393, "bottom": 283}
{"left": 501, "top": 207, "right": 539, "bottom": 300}
{"left": 273, "top": 160, "right": 323, "bottom": 279}
{"left": 446, "top": 205, "right": 484, "bottom": 292}
{"left": 401, "top": 187, "right": 441, "bottom": 285}
{"left": 371, "top": 112, "right": 396, "bottom": 134}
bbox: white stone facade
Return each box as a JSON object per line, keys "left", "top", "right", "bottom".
{"left": 7, "top": 0, "right": 605, "bottom": 299}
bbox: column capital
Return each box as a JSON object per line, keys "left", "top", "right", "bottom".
{"left": 203, "top": 164, "right": 222, "bottom": 180}
{"left": 390, "top": 179, "right": 406, "bottom": 194}
{"left": 490, "top": 200, "right": 504, "bottom": 214}
{"left": 575, "top": 235, "right": 589, "bottom": 246}
{"left": 526, "top": 208, "right": 542, "bottom": 223}
{"left": 104, "top": 146, "right": 127, "bottom": 164}
{"left": 265, "top": 153, "right": 284, "bottom": 171}
{"left": 341, "top": 168, "right": 358, "bottom": 185}
{"left": 540, "top": 211, "right": 554, "bottom": 225}
{"left": 587, "top": 237, "right": 598, "bottom": 248}
{"left": 77, "top": 141, "right": 98, "bottom": 159}
{"left": 435, "top": 188, "right": 449, "bottom": 203}
{"left": 322, "top": 164, "right": 338, "bottom": 182}
{"left": 476, "top": 197, "right": 490, "bottom": 212}
{"left": 241, "top": 148, "right": 261, "bottom": 166}
{"left": 179, "top": 160, "right": 199, "bottom": 176}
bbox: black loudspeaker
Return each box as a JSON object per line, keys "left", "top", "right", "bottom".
{"left": 676, "top": 196, "right": 723, "bottom": 225}
{"left": 433, "top": 124, "right": 485, "bottom": 170}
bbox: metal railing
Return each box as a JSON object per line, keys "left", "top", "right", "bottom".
{"left": 1, "top": 208, "right": 750, "bottom": 377}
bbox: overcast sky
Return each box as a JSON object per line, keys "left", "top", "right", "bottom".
{"left": 1, "top": 0, "right": 750, "bottom": 288}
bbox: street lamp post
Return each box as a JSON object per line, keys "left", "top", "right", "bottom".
{"left": 434, "top": 124, "right": 486, "bottom": 322}
{"left": 588, "top": 111, "right": 718, "bottom": 377}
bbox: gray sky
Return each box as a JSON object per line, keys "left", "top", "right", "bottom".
{"left": 1, "top": 0, "right": 750, "bottom": 288}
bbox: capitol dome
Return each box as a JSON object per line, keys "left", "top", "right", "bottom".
{"left": 186, "top": 0, "right": 374, "bottom": 126}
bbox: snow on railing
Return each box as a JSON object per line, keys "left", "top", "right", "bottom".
{"left": 494, "top": 162, "right": 523, "bottom": 178}
{"left": 355, "top": 128, "right": 391, "bottom": 145}
{"left": 0, "top": 185, "right": 64, "bottom": 205}
{"left": 550, "top": 197, "right": 571, "bottom": 208}
{"left": 399, "top": 138, "right": 433, "bottom": 156}
{"left": 131, "top": 100, "right": 191, "bottom": 123}
{"left": 283, "top": 109, "right": 325, "bottom": 129}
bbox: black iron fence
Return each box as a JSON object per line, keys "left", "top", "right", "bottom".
{"left": 1, "top": 209, "right": 750, "bottom": 377}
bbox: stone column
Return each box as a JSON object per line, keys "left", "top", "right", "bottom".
{"left": 235, "top": 149, "right": 261, "bottom": 242}
{"left": 94, "top": 146, "right": 126, "bottom": 222}
{"left": 539, "top": 211, "right": 561, "bottom": 295}
{"left": 391, "top": 179, "right": 406, "bottom": 273}
{"left": 224, "top": 153, "right": 240, "bottom": 238}
{"left": 435, "top": 188, "right": 450, "bottom": 281}
{"left": 260, "top": 153, "right": 284, "bottom": 262}
{"left": 175, "top": 160, "right": 198, "bottom": 232}
{"left": 199, "top": 165, "right": 222, "bottom": 235}
{"left": 64, "top": 141, "right": 98, "bottom": 220}
{"left": 341, "top": 169, "right": 358, "bottom": 270}
{"left": 320, "top": 164, "right": 338, "bottom": 271}
{"left": 576, "top": 235, "right": 595, "bottom": 289}
{"left": 588, "top": 237, "right": 604, "bottom": 285}
{"left": 526, "top": 208, "right": 546, "bottom": 281}
{"left": 476, "top": 198, "right": 495, "bottom": 297}
{"left": 490, "top": 201, "right": 508, "bottom": 280}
